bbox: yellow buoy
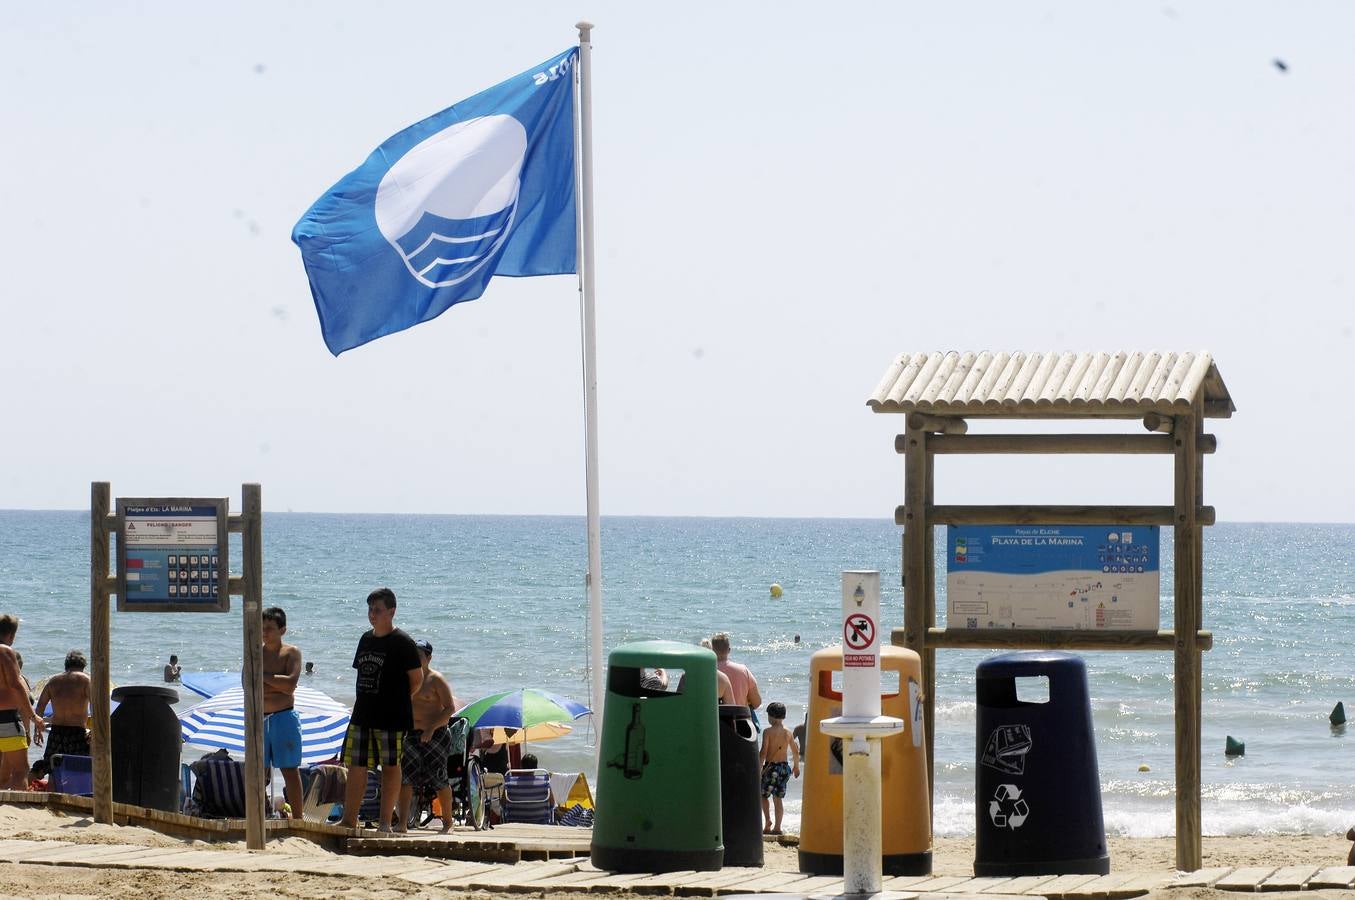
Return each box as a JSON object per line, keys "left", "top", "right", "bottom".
{"left": 769, "top": 583, "right": 783, "bottom": 598}
{"left": 1138, "top": 764, "right": 1150, "bottom": 773}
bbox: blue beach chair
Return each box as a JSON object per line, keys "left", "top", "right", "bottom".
{"left": 356, "top": 769, "right": 383, "bottom": 826}
{"left": 185, "top": 756, "right": 246, "bottom": 818}
{"left": 500, "top": 768, "right": 554, "bottom": 825}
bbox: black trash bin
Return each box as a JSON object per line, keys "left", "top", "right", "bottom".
{"left": 974, "top": 652, "right": 1108, "bottom": 876}
{"left": 110, "top": 685, "right": 181, "bottom": 812}
{"left": 718, "top": 705, "right": 764, "bottom": 868}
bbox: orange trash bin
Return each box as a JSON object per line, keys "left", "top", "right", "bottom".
{"left": 798, "top": 644, "right": 932, "bottom": 875}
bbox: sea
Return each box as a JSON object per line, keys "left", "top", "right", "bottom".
{"left": 2, "top": 510, "right": 1353, "bottom": 838}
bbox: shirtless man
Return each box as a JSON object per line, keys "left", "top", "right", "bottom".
{"left": 692, "top": 639, "right": 735, "bottom": 703}
{"left": 712, "top": 632, "right": 761, "bottom": 712}
{"left": 397, "top": 639, "right": 459, "bottom": 833}
{"left": 0, "top": 615, "right": 44, "bottom": 789}
{"left": 261, "top": 606, "right": 304, "bottom": 819}
{"left": 36, "top": 649, "right": 92, "bottom": 764}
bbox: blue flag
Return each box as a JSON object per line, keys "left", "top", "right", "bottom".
{"left": 293, "top": 48, "right": 578, "bottom": 355}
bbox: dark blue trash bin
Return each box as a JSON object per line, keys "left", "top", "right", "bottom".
{"left": 974, "top": 652, "right": 1108, "bottom": 876}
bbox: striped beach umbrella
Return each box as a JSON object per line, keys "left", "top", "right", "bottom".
{"left": 179, "top": 685, "right": 350, "bottom": 766}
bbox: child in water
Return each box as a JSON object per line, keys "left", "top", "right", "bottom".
{"left": 759, "top": 701, "right": 801, "bottom": 835}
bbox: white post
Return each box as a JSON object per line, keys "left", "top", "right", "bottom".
{"left": 574, "top": 21, "right": 605, "bottom": 740}
{"left": 820, "top": 571, "right": 904, "bottom": 895}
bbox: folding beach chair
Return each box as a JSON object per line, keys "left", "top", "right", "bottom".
{"left": 185, "top": 756, "right": 246, "bottom": 818}
{"left": 500, "top": 768, "right": 554, "bottom": 825}
{"left": 299, "top": 764, "right": 347, "bottom": 822}
{"left": 356, "top": 769, "right": 383, "bottom": 826}
{"left": 180, "top": 764, "right": 194, "bottom": 813}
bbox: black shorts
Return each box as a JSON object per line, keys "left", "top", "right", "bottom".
{"left": 43, "top": 725, "right": 90, "bottom": 761}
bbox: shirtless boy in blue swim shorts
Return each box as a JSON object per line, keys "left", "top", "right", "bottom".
{"left": 262, "top": 606, "right": 304, "bottom": 819}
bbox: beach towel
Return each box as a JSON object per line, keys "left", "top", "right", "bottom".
{"left": 305, "top": 764, "right": 348, "bottom": 805}
{"left": 549, "top": 772, "right": 593, "bottom": 809}
{"left": 557, "top": 804, "right": 594, "bottom": 827}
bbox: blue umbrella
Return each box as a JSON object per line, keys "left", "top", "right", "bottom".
{"left": 179, "top": 685, "right": 350, "bottom": 766}
{"left": 180, "top": 671, "right": 240, "bottom": 699}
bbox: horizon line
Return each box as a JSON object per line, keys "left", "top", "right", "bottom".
{"left": 1, "top": 507, "right": 1350, "bottom": 527}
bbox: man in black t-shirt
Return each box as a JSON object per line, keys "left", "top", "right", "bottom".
{"left": 338, "top": 587, "right": 423, "bottom": 831}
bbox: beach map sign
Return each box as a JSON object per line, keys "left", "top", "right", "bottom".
{"left": 946, "top": 525, "right": 1160, "bottom": 630}
{"left": 116, "top": 498, "right": 229, "bottom": 612}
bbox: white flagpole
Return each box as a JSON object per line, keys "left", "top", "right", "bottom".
{"left": 575, "top": 21, "right": 605, "bottom": 745}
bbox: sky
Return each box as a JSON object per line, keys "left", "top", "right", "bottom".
{"left": 1, "top": 2, "right": 1351, "bottom": 521}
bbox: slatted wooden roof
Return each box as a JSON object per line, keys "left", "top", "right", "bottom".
{"left": 868, "top": 351, "right": 1234, "bottom": 418}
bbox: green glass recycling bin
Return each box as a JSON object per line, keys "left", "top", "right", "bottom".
{"left": 591, "top": 640, "right": 723, "bottom": 872}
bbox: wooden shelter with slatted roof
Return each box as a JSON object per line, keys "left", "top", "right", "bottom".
{"left": 867, "top": 350, "right": 1235, "bottom": 872}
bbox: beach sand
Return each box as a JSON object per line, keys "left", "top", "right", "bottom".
{"left": 0, "top": 805, "right": 1350, "bottom": 899}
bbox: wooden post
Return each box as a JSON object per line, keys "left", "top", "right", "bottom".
{"left": 1142, "top": 412, "right": 1174, "bottom": 433}
{"left": 241, "top": 484, "right": 266, "bottom": 850}
{"left": 1173, "top": 415, "right": 1202, "bottom": 871}
{"left": 901, "top": 425, "right": 932, "bottom": 810}
{"left": 1195, "top": 412, "right": 1206, "bottom": 634}
{"left": 925, "top": 433, "right": 1216, "bottom": 455}
{"left": 905, "top": 412, "right": 968, "bottom": 435}
{"left": 906, "top": 505, "right": 1215, "bottom": 527}
{"left": 89, "top": 481, "right": 113, "bottom": 825}
{"left": 924, "top": 627, "right": 1211, "bottom": 651}
{"left": 923, "top": 446, "right": 937, "bottom": 814}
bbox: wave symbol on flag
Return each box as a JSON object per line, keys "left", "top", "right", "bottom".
{"left": 375, "top": 114, "right": 527, "bottom": 288}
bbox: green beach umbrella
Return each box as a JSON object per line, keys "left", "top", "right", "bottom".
{"left": 456, "top": 688, "right": 591, "bottom": 743}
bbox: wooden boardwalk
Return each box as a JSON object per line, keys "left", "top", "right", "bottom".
{"left": 4, "top": 835, "right": 1355, "bottom": 897}
{"left": 346, "top": 822, "right": 593, "bottom": 862}
{"left": 5, "top": 792, "right": 1352, "bottom": 896}
{"left": 0, "top": 791, "right": 592, "bottom": 860}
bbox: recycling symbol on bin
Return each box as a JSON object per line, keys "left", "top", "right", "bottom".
{"left": 988, "top": 783, "right": 1030, "bottom": 830}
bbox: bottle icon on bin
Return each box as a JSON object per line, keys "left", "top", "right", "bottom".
{"left": 609, "top": 702, "right": 649, "bottom": 779}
